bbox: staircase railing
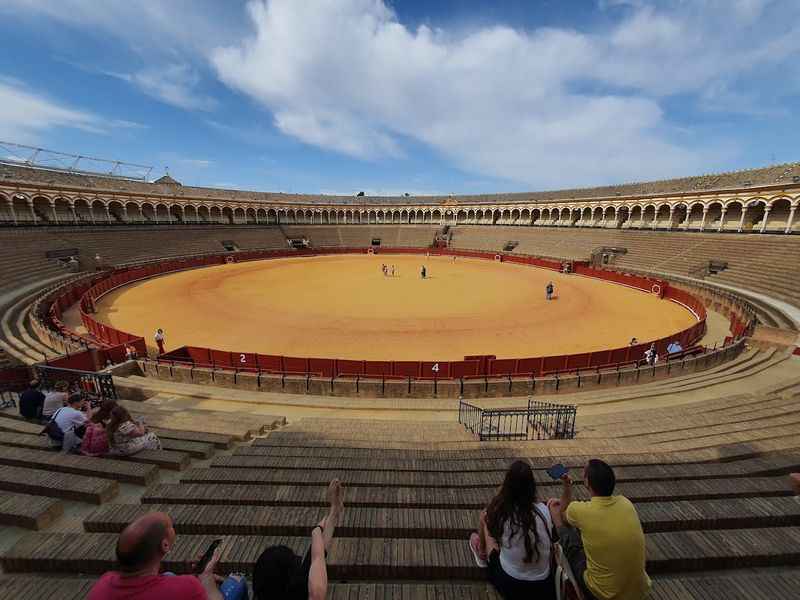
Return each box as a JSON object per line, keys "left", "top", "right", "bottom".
{"left": 458, "top": 398, "right": 577, "bottom": 441}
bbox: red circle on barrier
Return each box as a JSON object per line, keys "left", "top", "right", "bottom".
{"left": 494, "top": 254, "right": 502, "bottom": 262}
{"left": 367, "top": 248, "right": 375, "bottom": 255}
{"left": 652, "top": 284, "right": 661, "bottom": 296}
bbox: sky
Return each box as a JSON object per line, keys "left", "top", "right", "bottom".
{"left": 0, "top": 0, "right": 798, "bottom": 196}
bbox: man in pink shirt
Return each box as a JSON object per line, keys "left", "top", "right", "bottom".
{"left": 87, "top": 512, "right": 222, "bottom": 600}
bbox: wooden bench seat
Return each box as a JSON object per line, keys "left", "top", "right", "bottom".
{"left": 4, "top": 529, "right": 800, "bottom": 577}
{"left": 158, "top": 438, "right": 215, "bottom": 459}
{"left": 0, "top": 428, "right": 193, "bottom": 470}
{"left": 0, "top": 577, "right": 95, "bottom": 600}
{"left": 86, "top": 497, "right": 800, "bottom": 538}
{"left": 0, "top": 446, "right": 157, "bottom": 486}
{"left": 182, "top": 463, "right": 796, "bottom": 496}
{"left": 118, "top": 449, "right": 190, "bottom": 471}
{"left": 217, "top": 452, "right": 800, "bottom": 479}
{"left": 0, "top": 492, "right": 63, "bottom": 530}
{"left": 0, "top": 465, "right": 117, "bottom": 504}
{"left": 151, "top": 427, "right": 232, "bottom": 449}
{"left": 152, "top": 476, "right": 793, "bottom": 510}
{"left": 2, "top": 574, "right": 800, "bottom": 600}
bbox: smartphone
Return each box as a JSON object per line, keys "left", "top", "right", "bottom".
{"left": 195, "top": 538, "right": 223, "bottom": 574}
{"left": 546, "top": 463, "right": 568, "bottom": 480}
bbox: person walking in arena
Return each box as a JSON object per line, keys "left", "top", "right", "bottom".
{"left": 420, "top": 265, "right": 427, "bottom": 279}
{"left": 546, "top": 281, "right": 554, "bottom": 301}
{"left": 154, "top": 329, "right": 166, "bottom": 355}
{"left": 391, "top": 265, "right": 396, "bottom": 277}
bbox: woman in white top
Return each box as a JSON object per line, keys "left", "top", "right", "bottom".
{"left": 469, "top": 460, "right": 555, "bottom": 599}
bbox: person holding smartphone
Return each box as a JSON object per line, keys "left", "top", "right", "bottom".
{"left": 547, "top": 459, "right": 651, "bottom": 600}
{"left": 87, "top": 511, "right": 225, "bottom": 599}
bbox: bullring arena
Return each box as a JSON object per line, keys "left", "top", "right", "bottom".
{"left": 1, "top": 159, "right": 800, "bottom": 598}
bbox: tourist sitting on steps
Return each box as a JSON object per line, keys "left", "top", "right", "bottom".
{"left": 86, "top": 511, "right": 245, "bottom": 600}
{"left": 253, "top": 478, "right": 345, "bottom": 600}
{"left": 107, "top": 405, "right": 162, "bottom": 456}
{"left": 42, "top": 380, "right": 70, "bottom": 420}
{"left": 468, "top": 460, "right": 555, "bottom": 600}
{"left": 80, "top": 400, "right": 117, "bottom": 457}
{"left": 547, "top": 459, "right": 651, "bottom": 600}
{"left": 18, "top": 379, "right": 45, "bottom": 421}
{"left": 42, "top": 393, "right": 88, "bottom": 453}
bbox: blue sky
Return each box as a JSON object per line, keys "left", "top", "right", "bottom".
{"left": 0, "top": 0, "right": 798, "bottom": 196}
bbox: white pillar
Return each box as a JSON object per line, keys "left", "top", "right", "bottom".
{"left": 667, "top": 206, "right": 675, "bottom": 229}
{"left": 28, "top": 200, "right": 37, "bottom": 223}
{"left": 759, "top": 207, "right": 771, "bottom": 233}
{"left": 737, "top": 207, "right": 747, "bottom": 233}
{"left": 717, "top": 208, "right": 727, "bottom": 232}
{"left": 785, "top": 205, "right": 796, "bottom": 234}
{"left": 70, "top": 203, "right": 78, "bottom": 224}
{"left": 50, "top": 201, "right": 58, "bottom": 224}
{"left": 700, "top": 207, "right": 708, "bottom": 232}
{"left": 9, "top": 200, "right": 17, "bottom": 225}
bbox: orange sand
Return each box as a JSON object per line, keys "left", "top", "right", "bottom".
{"left": 94, "top": 254, "right": 696, "bottom": 361}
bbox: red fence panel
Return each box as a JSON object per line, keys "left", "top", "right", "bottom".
{"left": 450, "top": 360, "right": 480, "bottom": 378}
{"left": 211, "top": 350, "right": 233, "bottom": 368}
{"left": 282, "top": 356, "right": 309, "bottom": 374}
{"left": 336, "top": 360, "right": 365, "bottom": 376}
{"left": 516, "top": 357, "right": 543, "bottom": 377}
{"left": 421, "top": 361, "right": 449, "bottom": 378}
{"left": 256, "top": 354, "right": 283, "bottom": 372}
{"left": 309, "top": 358, "right": 335, "bottom": 377}
{"left": 393, "top": 361, "right": 421, "bottom": 378}
{"left": 488, "top": 359, "right": 517, "bottom": 376}
{"left": 364, "top": 361, "right": 392, "bottom": 377}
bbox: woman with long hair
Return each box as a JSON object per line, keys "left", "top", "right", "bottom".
{"left": 80, "top": 400, "right": 117, "bottom": 457}
{"left": 469, "top": 460, "right": 555, "bottom": 599}
{"left": 106, "top": 405, "right": 161, "bottom": 456}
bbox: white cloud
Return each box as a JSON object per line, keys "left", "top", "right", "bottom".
{"left": 207, "top": 0, "right": 800, "bottom": 187}
{"left": 0, "top": 79, "right": 104, "bottom": 143}
{"left": 114, "top": 64, "right": 217, "bottom": 111}
{"left": 5, "top": 0, "right": 800, "bottom": 187}
{"left": 179, "top": 158, "right": 214, "bottom": 168}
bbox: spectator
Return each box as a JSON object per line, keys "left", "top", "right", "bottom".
{"left": 253, "top": 479, "right": 344, "bottom": 600}
{"left": 468, "top": 460, "right": 555, "bottom": 599}
{"left": 154, "top": 329, "right": 166, "bottom": 355}
{"left": 18, "top": 380, "right": 45, "bottom": 421}
{"left": 87, "top": 511, "right": 229, "bottom": 600}
{"left": 790, "top": 473, "right": 800, "bottom": 498}
{"left": 666, "top": 340, "right": 683, "bottom": 355}
{"left": 547, "top": 459, "right": 651, "bottom": 600}
{"left": 80, "top": 400, "right": 117, "bottom": 457}
{"left": 42, "top": 380, "right": 69, "bottom": 419}
{"left": 107, "top": 405, "right": 162, "bottom": 456}
{"left": 54, "top": 393, "right": 89, "bottom": 453}
{"left": 643, "top": 343, "right": 658, "bottom": 367}
{"left": 125, "top": 344, "right": 139, "bottom": 360}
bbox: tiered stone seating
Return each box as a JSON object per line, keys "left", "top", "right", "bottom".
{"left": 0, "top": 492, "right": 63, "bottom": 530}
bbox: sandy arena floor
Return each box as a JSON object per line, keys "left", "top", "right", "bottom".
{"left": 94, "top": 254, "right": 697, "bottom": 361}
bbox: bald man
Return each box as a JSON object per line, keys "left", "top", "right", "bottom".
{"left": 87, "top": 512, "right": 223, "bottom": 600}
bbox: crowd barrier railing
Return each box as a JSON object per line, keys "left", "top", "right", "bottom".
{"left": 458, "top": 398, "right": 578, "bottom": 441}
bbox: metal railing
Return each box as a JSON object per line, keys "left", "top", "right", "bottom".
{"left": 34, "top": 365, "right": 117, "bottom": 403}
{"left": 459, "top": 398, "right": 577, "bottom": 441}
{"left": 527, "top": 399, "right": 578, "bottom": 440}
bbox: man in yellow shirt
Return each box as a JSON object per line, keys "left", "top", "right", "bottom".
{"left": 547, "top": 459, "right": 651, "bottom": 600}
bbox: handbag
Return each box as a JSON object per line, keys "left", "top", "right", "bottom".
{"left": 40, "top": 408, "right": 65, "bottom": 442}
